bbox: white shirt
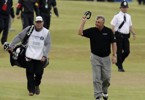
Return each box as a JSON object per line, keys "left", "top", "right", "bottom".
{"left": 110, "top": 11, "right": 132, "bottom": 34}
{"left": 26, "top": 28, "right": 49, "bottom": 60}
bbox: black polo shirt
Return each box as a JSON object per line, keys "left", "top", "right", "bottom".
{"left": 82, "top": 26, "right": 116, "bottom": 57}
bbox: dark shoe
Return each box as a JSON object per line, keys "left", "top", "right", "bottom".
{"left": 28, "top": 92, "right": 34, "bottom": 96}
{"left": 118, "top": 68, "right": 125, "bottom": 72}
{"left": 103, "top": 93, "right": 108, "bottom": 100}
{"left": 35, "top": 86, "right": 40, "bottom": 95}
{"left": 96, "top": 97, "right": 101, "bottom": 100}
{"left": 116, "top": 63, "right": 125, "bottom": 72}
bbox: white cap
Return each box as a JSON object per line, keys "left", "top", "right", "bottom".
{"left": 35, "top": 16, "right": 43, "bottom": 22}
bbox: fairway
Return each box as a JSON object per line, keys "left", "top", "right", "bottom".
{"left": 0, "top": 0, "right": 145, "bottom": 100}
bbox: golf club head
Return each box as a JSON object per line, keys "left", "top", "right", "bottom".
{"left": 84, "top": 11, "right": 92, "bottom": 19}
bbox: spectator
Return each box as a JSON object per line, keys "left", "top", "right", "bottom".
{"left": 0, "top": 0, "right": 13, "bottom": 45}
{"left": 16, "top": 0, "right": 40, "bottom": 29}
{"left": 38, "top": 0, "right": 59, "bottom": 29}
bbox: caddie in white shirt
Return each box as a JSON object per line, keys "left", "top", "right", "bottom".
{"left": 9, "top": 16, "right": 51, "bottom": 96}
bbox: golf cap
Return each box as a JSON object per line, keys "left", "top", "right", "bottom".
{"left": 120, "top": 0, "right": 128, "bottom": 8}
{"left": 35, "top": 16, "right": 43, "bottom": 22}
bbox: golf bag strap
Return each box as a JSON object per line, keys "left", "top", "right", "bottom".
{"left": 22, "top": 25, "right": 34, "bottom": 45}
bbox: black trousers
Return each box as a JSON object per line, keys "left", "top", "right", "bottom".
{"left": 40, "top": 12, "right": 51, "bottom": 29}
{"left": 115, "top": 32, "right": 130, "bottom": 69}
{"left": 26, "top": 59, "right": 44, "bottom": 93}
{"left": 0, "top": 14, "right": 10, "bottom": 44}
{"left": 21, "top": 12, "right": 34, "bottom": 29}
{"left": 138, "top": 0, "right": 145, "bottom": 5}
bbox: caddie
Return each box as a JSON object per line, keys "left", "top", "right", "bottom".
{"left": 8, "top": 16, "right": 51, "bottom": 96}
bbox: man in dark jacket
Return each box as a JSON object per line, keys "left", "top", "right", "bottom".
{"left": 38, "top": 0, "right": 59, "bottom": 29}
{"left": 16, "top": 0, "right": 40, "bottom": 29}
{"left": 0, "top": 0, "right": 13, "bottom": 45}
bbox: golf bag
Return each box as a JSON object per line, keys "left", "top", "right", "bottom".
{"left": 9, "top": 44, "right": 27, "bottom": 68}
{"left": 4, "top": 42, "right": 26, "bottom": 68}
{"left": 9, "top": 44, "right": 49, "bottom": 68}
{"left": 4, "top": 25, "right": 34, "bottom": 68}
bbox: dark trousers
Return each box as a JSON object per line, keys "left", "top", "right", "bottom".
{"left": 26, "top": 59, "right": 44, "bottom": 93}
{"left": 138, "top": 0, "right": 145, "bottom": 5}
{"left": 40, "top": 12, "right": 51, "bottom": 29}
{"left": 0, "top": 15, "right": 10, "bottom": 44}
{"left": 115, "top": 32, "right": 130, "bottom": 69}
{"left": 21, "top": 12, "right": 34, "bottom": 29}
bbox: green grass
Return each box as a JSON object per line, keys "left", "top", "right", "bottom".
{"left": 0, "top": 1, "right": 145, "bottom": 100}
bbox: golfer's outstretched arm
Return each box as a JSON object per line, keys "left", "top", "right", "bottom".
{"left": 78, "top": 17, "right": 87, "bottom": 35}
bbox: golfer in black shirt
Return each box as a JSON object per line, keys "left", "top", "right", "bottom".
{"left": 78, "top": 15, "right": 117, "bottom": 100}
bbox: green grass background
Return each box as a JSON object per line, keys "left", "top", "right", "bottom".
{"left": 0, "top": 0, "right": 145, "bottom": 100}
